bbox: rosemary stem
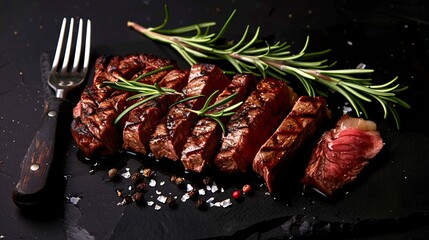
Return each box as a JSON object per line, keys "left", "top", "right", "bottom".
{"left": 301, "top": 69, "right": 337, "bottom": 82}
{"left": 127, "top": 6, "right": 410, "bottom": 129}
{"left": 128, "top": 21, "right": 177, "bottom": 45}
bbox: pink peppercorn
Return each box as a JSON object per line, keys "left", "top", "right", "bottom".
{"left": 232, "top": 190, "right": 242, "bottom": 200}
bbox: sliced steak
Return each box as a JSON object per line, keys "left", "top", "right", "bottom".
{"left": 71, "top": 89, "right": 130, "bottom": 157}
{"left": 253, "top": 96, "right": 328, "bottom": 193}
{"left": 150, "top": 63, "right": 230, "bottom": 161}
{"left": 122, "top": 69, "right": 189, "bottom": 155}
{"left": 71, "top": 54, "right": 177, "bottom": 158}
{"left": 302, "top": 114, "right": 384, "bottom": 196}
{"left": 214, "top": 78, "right": 296, "bottom": 173}
{"left": 181, "top": 74, "right": 257, "bottom": 172}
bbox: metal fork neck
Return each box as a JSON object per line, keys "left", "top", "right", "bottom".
{"left": 55, "top": 89, "right": 65, "bottom": 98}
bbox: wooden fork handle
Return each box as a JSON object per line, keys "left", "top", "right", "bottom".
{"left": 12, "top": 97, "right": 64, "bottom": 208}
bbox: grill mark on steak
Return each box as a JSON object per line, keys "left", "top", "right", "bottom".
{"left": 253, "top": 96, "right": 328, "bottom": 193}
{"left": 214, "top": 78, "right": 296, "bottom": 173}
{"left": 122, "top": 70, "right": 189, "bottom": 155}
{"left": 302, "top": 114, "right": 384, "bottom": 196}
{"left": 71, "top": 54, "right": 177, "bottom": 158}
{"left": 149, "top": 63, "right": 230, "bottom": 161}
{"left": 181, "top": 74, "right": 257, "bottom": 172}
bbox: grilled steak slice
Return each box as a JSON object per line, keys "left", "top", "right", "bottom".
{"left": 181, "top": 74, "right": 257, "bottom": 172}
{"left": 150, "top": 63, "right": 230, "bottom": 161}
{"left": 71, "top": 54, "right": 177, "bottom": 157}
{"left": 71, "top": 89, "right": 130, "bottom": 157}
{"left": 302, "top": 114, "right": 384, "bottom": 196}
{"left": 253, "top": 96, "right": 328, "bottom": 193}
{"left": 122, "top": 69, "right": 189, "bottom": 155}
{"left": 214, "top": 78, "right": 296, "bottom": 173}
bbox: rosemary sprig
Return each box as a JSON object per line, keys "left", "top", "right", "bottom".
{"left": 184, "top": 91, "right": 243, "bottom": 134}
{"left": 101, "top": 65, "right": 184, "bottom": 124}
{"left": 102, "top": 66, "right": 240, "bottom": 128}
{"left": 127, "top": 5, "right": 410, "bottom": 129}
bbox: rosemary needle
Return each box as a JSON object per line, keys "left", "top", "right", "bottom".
{"left": 185, "top": 91, "right": 243, "bottom": 134}
{"left": 127, "top": 5, "right": 410, "bottom": 129}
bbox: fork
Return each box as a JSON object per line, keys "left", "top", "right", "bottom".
{"left": 13, "top": 18, "right": 91, "bottom": 207}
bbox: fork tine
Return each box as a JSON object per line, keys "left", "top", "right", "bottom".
{"left": 52, "top": 18, "right": 67, "bottom": 72}
{"left": 71, "top": 19, "right": 83, "bottom": 73}
{"left": 61, "top": 18, "right": 74, "bottom": 73}
{"left": 82, "top": 20, "right": 91, "bottom": 77}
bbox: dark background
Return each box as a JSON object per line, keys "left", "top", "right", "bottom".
{"left": 1, "top": 0, "right": 429, "bottom": 239}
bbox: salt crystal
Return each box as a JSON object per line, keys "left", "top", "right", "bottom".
{"left": 149, "top": 179, "right": 156, "bottom": 187}
{"left": 156, "top": 190, "right": 162, "bottom": 195}
{"left": 128, "top": 186, "right": 133, "bottom": 191}
{"left": 206, "top": 197, "right": 215, "bottom": 203}
{"left": 221, "top": 188, "right": 224, "bottom": 193}
{"left": 347, "top": 41, "right": 353, "bottom": 46}
{"left": 186, "top": 184, "right": 193, "bottom": 191}
{"left": 206, "top": 185, "right": 211, "bottom": 191}
{"left": 154, "top": 204, "right": 161, "bottom": 210}
{"left": 211, "top": 182, "right": 218, "bottom": 193}
{"left": 157, "top": 195, "right": 167, "bottom": 203}
{"left": 121, "top": 171, "right": 131, "bottom": 179}
{"left": 356, "top": 63, "right": 366, "bottom": 69}
{"left": 117, "top": 198, "right": 129, "bottom": 206}
{"left": 69, "top": 196, "right": 81, "bottom": 205}
{"left": 147, "top": 201, "right": 154, "bottom": 206}
{"left": 343, "top": 106, "right": 352, "bottom": 114}
{"left": 181, "top": 193, "right": 190, "bottom": 202}
{"left": 198, "top": 189, "right": 206, "bottom": 195}
{"left": 160, "top": 181, "right": 165, "bottom": 186}
{"left": 221, "top": 199, "right": 232, "bottom": 208}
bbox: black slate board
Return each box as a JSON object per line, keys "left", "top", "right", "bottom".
{"left": 1, "top": 0, "right": 429, "bottom": 239}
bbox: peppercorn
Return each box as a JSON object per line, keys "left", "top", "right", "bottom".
{"left": 174, "top": 177, "right": 185, "bottom": 188}
{"left": 232, "top": 190, "right": 242, "bottom": 200}
{"left": 132, "top": 192, "right": 145, "bottom": 206}
{"left": 242, "top": 184, "right": 253, "bottom": 195}
{"left": 131, "top": 172, "right": 143, "bottom": 184}
{"left": 195, "top": 198, "right": 206, "bottom": 210}
{"left": 188, "top": 189, "right": 199, "bottom": 200}
{"left": 202, "top": 176, "right": 212, "bottom": 186}
{"left": 135, "top": 182, "right": 146, "bottom": 192}
{"left": 170, "top": 175, "right": 177, "bottom": 183}
{"left": 116, "top": 189, "right": 123, "bottom": 198}
{"left": 166, "top": 196, "right": 177, "bottom": 208}
{"left": 142, "top": 168, "right": 154, "bottom": 178}
{"left": 108, "top": 168, "right": 119, "bottom": 180}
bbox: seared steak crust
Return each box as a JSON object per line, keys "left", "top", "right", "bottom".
{"left": 253, "top": 96, "right": 328, "bottom": 193}
{"left": 214, "top": 78, "right": 295, "bottom": 173}
{"left": 181, "top": 74, "right": 257, "bottom": 172}
{"left": 71, "top": 54, "right": 177, "bottom": 157}
{"left": 122, "top": 70, "right": 189, "bottom": 154}
{"left": 149, "top": 64, "right": 230, "bottom": 161}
